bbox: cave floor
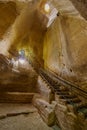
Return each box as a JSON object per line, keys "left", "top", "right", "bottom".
{"left": 0, "top": 103, "right": 60, "bottom": 130}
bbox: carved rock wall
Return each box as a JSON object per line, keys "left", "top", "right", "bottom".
{"left": 43, "top": 0, "right": 87, "bottom": 90}
{"left": 0, "top": 1, "right": 17, "bottom": 39}
{"left": 70, "top": 0, "right": 87, "bottom": 19}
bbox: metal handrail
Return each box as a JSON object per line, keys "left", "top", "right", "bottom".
{"left": 39, "top": 71, "right": 79, "bottom": 106}
{"left": 39, "top": 68, "right": 87, "bottom": 99}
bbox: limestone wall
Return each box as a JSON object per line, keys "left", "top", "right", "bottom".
{"left": 43, "top": 0, "right": 87, "bottom": 90}
{"left": 70, "top": 0, "right": 87, "bottom": 19}
{"left": 0, "top": 0, "right": 87, "bottom": 90}
{"left": 0, "top": 0, "right": 46, "bottom": 64}
{"left": 0, "top": 1, "right": 17, "bottom": 39}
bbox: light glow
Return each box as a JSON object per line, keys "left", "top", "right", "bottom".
{"left": 44, "top": 3, "right": 50, "bottom": 13}
{"left": 19, "top": 58, "right": 25, "bottom": 64}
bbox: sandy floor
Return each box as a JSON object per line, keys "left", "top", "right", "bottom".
{"left": 0, "top": 103, "right": 60, "bottom": 130}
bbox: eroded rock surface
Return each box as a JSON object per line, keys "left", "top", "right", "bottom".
{"left": 43, "top": 0, "right": 87, "bottom": 90}
{"left": 70, "top": 0, "right": 87, "bottom": 19}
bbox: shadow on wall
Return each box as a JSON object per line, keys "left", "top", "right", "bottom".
{"left": 0, "top": 1, "right": 46, "bottom": 65}
{"left": 70, "top": 0, "right": 87, "bottom": 19}
{"left": 0, "top": 1, "right": 17, "bottom": 39}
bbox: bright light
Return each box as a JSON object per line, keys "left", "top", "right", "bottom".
{"left": 44, "top": 3, "right": 50, "bottom": 13}
{"left": 19, "top": 58, "right": 25, "bottom": 64}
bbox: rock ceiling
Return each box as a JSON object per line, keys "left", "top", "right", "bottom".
{"left": 0, "top": 0, "right": 87, "bottom": 90}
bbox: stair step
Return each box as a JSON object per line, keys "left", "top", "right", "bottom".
{"left": 75, "top": 103, "right": 87, "bottom": 111}
{"left": 53, "top": 86, "right": 60, "bottom": 89}
{"left": 56, "top": 91, "right": 69, "bottom": 95}
{"left": 59, "top": 98, "right": 81, "bottom": 105}
{"left": 34, "top": 99, "right": 56, "bottom": 126}
{"left": 59, "top": 86, "right": 69, "bottom": 91}
{"left": 54, "top": 88, "right": 60, "bottom": 91}
{"left": 56, "top": 93, "right": 69, "bottom": 97}
{"left": 0, "top": 92, "right": 34, "bottom": 103}
{"left": 66, "top": 98, "right": 81, "bottom": 103}
{"left": 67, "top": 101, "right": 82, "bottom": 106}
{"left": 78, "top": 107, "right": 87, "bottom": 114}
{"left": 0, "top": 84, "right": 36, "bottom": 92}
{"left": 67, "top": 103, "right": 87, "bottom": 112}
{"left": 59, "top": 95, "right": 77, "bottom": 99}
{"left": 77, "top": 107, "right": 87, "bottom": 119}
{"left": 54, "top": 89, "right": 69, "bottom": 93}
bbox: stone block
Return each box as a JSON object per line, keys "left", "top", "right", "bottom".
{"left": 0, "top": 92, "right": 34, "bottom": 103}
{"left": 37, "top": 76, "right": 55, "bottom": 103}
{"left": 34, "top": 99, "right": 56, "bottom": 126}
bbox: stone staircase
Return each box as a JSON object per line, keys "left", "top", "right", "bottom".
{"left": 0, "top": 92, "right": 34, "bottom": 103}
{"left": 0, "top": 71, "right": 37, "bottom": 103}
{"left": 38, "top": 69, "right": 87, "bottom": 130}
{"left": 0, "top": 54, "right": 37, "bottom": 103}
{"left": 33, "top": 75, "right": 57, "bottom": 127}
{"left": 55, "top": 85, "right": 87, "bottom": 130}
